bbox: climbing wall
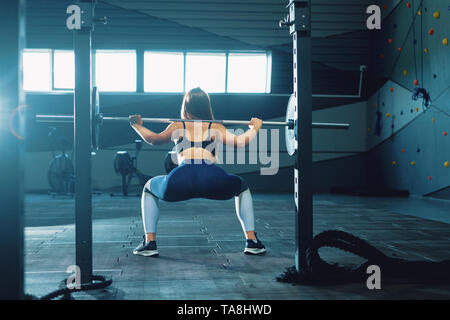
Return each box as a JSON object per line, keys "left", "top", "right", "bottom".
{"left": 366, "top": 0, "right": 449, "bottom": 196}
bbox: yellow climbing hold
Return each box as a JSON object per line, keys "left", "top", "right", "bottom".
{"left": 411, "top": 161, "right": 415, "bottom": 166}
{"left": 403, "top": 70, "right": 408, "bottom": 76}
{"left": 417, "top": 9, "right": 422, "bottom": 15}
{"left": 432, "top": 117, "right": 435, "bottom": 123}
{"left": 443, "top": 38, "right": 449, "bottom": 46}
{"left": 445, "top": 161, "right": 449, "bottom": 168}
{"left": 386, "top": 113, "right": 391, "bottom": 118}
{"left": 416, "top": 107, "right": 419, "bottom": 112}
{"left": 424, "top": 48, "right": 429, "bottom": 54}
{"left": 433, "top": 11, "right": 440, "bottom": 19}
{"left": 392, "top": 161, "right": 396, "bottom": 166}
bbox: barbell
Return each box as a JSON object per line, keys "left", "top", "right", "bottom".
{"left": 35, "top": 88, "right": 350, "bottom": 154}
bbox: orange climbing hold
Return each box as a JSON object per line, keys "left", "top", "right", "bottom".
{"left": 416, "top": 107, "right": 419, "bottom": 112}
{"left": 388, "top": 38, "right": 392, "bottom": 44}
{"left": 401, "top": 148, "right": 405, "bottom": 153}
{"left": 445, "top": 161, "right": 449, "bottom": 168}
{"left": 411, "top": 161, "right": 415, "bottom": 166}
{"left": 433, "top": 11, "right": 440, "bottom": 19}
{"left": 429, "top": 29, "right": 434, "bottom": 36}
{"left": 414, "top": 79, "right": 419, "bottom": 86}
{"left": 432, "top": 117, "right": 435, "bottom": 123}
{"left": 398, "top": 47, "right": 402, "bottom": 52}
{"left": 443, "top": 38, "right": 449, "bottom": 46}
{"left": 386, "top": 113, "right": 391, "bottom": 118}
{"left": 390, "top": 87, "right": 394, "bottom": 92}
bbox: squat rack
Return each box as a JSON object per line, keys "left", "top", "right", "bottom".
{"left": 0, "top": 0, "right": 319, "bottom": 298}
{"left": 281, "top": 0, "right": 313, "bottom": 270}
{"left": 63, "top": 0, "right": 320, "bottom": 279}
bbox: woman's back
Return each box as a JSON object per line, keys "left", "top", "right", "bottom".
{"left": 174, "top": 121, "right": 217, "bottom": 163}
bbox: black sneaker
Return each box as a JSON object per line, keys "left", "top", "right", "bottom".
{"left": 133, "top": 236, "right": 159, "bottom": 257}
{"left": 244, "top": 233, "right": 266, "bottom": 255}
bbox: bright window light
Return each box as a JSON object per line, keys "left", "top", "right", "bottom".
{"left": 95, "top": 50, "right": 136, "bottom": 92}
{"left": 54, "top": 50, "right": 74, "bottom": 89}
{"left": 186, "top": 53, "right": 226, "bottom": 93}
{"left": 23, "top": 49, "right": 52, "bottom": 91}
{"left": 144, "top": 52, "right": 184, "bottom": 92}
{"left": 227, "top": 53, "right": 269, "bottom": 93}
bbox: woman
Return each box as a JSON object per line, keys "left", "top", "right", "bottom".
{"left": 129, "top": 87, "right": 266, "bottom": 257}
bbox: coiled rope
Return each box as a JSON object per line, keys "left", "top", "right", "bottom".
{"left": 25, "top": 275, "right": 112, "bottom": 300}
{"left": 277, "top": 230, "right": 450, "bottom": 285}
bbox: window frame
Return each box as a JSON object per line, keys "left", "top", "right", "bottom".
{"left": 52, "top": 49, "right": 75, "bottom": 91}
{"left": 143, "top": 51, "right": 186, "bottom": 93}
{"left": 94, "top": 49, "right": 137, "bottom": 93}
{"left": 226, "top": 51, "right": 272, "bottom": 94}
{"left": 184, "top": 51, "right": 228, "bottom": 94}
{"left": 23, "top": 48, "right": 53, "bottom": 92}
{"left": 22, "top": 48, "right": 272, "bottom": 94}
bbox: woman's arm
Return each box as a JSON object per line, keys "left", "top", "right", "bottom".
{"left": 129, "top": 114, "right": 179, "bottom": 146}
{"left": 212, "top": 117, "right": 263, "bottom": 148}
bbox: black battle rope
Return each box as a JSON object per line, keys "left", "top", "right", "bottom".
{"left": 24, "top": 275, "right": 113, "bottom": 300}
{"left": 277, "top": 230, "right": 450, "bottom": 286}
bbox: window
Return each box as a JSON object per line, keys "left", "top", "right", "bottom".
{"left": 144, "top": 52, "right": 184, "bottom": 92}
{"left": 21, "top": 49, "right": 272, "bottom": 94}
{"left": 23, "top": 49, "right": 52, "bottom": 91}
{"left": 227, "top": 53, "right": 270, "bottom": 93}
{"left": 53, "top": 50, "right": 75, "bottom": 89}
{"left": 185, "top": 53, "right": 226, "bottom": 93}
{"left": 95, "top": 50, "right": 136, "bottom": 92}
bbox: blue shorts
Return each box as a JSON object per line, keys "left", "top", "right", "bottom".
{"left": 147, "top": 160, "right": 248, "bottom": 202}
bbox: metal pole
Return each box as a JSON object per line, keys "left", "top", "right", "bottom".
{"left": 74, "top": 0, "right": 94, "bottom": 284}
{"left": 36, "top": 115, "right": 350, "bottom": 130}
{"left": 290, "top": 0, "right": 313, "bottom": 271}
{"left": 0, "top": 0, "right": 26, "bottom": 299}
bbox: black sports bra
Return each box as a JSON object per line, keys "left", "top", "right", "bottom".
{"left": 175, "top": 122, "right": 216, "bottom": 156}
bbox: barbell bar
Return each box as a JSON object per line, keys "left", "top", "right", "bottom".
{"left": 34, "top": 89, "right": 350, "bottom": 153}
{"left": 36, "top": 114, "right": 349, "bottom": 130}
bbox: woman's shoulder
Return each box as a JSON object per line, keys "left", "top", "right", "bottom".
{"left": 210, "top": 122, "right": 225, "bottom": 131}
{"left": 169, "top": 121, "right": 184, "bottom": 130}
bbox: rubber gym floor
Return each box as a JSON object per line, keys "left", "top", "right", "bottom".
{"left": 24, "top": 193, "right": 450, "bottom": 299}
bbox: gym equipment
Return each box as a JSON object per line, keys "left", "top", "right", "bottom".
{"left": 35, "top": 94, "right": 350, "bottom": 153}
{"left": 279, "top": 0, "right": 314, "bottom": 270}
{"left": 412, "top": 87, "right": 431, "bottom": 107}
{"left": 31, "top": 0, "right": 351, "bottom": 293}
{"left": 285, "top": 95, "right": 296, "bottom": 156}
{"left": 112, "top": 140, "right": 152, "bottom": 196}
{"left": 164, "top": 151, "right": 178, "bottom": 174}
{"left": 277, "top": 230, "right": 450, "bottom": 285}
{"left": 48, "top": 155, "right": 75, "bottom": 195}
{"left": 47, "top": 127, "right": 75, "bottom": 195}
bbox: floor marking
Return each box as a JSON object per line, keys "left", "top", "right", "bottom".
{"left": 128, "top": 235, "right": 207, "bottom": 239}
{"left": 26, "top": 269, "right": 122, "bottom": 274}
{"left": 124, "top": 245, "right": 218, "bottom": 249}
{"left": 34, "top": 240, "right": 133, "bottom": 245}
